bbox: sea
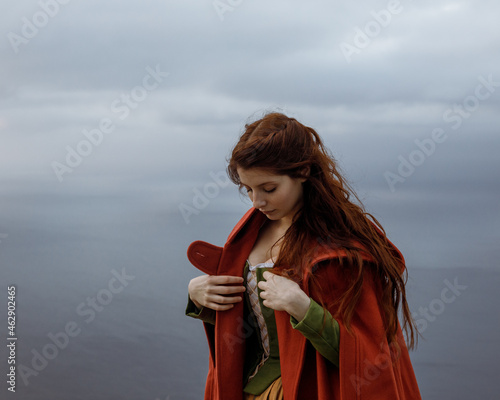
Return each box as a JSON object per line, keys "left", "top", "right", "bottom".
{"left": 1, "top": 206, "right": 499, "bottom": 400}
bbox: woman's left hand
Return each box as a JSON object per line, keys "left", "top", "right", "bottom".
{"left": 258, "top": 271, "right": 311, "bottom": 321}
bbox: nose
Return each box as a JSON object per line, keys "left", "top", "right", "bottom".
{"left": 252, "top": 193, "right": 266, "bottom": 209}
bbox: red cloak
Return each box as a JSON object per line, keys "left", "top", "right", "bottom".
{"left": 187, "top": 208, "right": 422, "bottom": 400}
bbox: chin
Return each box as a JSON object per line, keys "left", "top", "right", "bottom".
{"left": 269, "top": 213, "right": 286, "bottom": 221}
{"left": 262, "top": 211, "right": 279, "bottom": 219}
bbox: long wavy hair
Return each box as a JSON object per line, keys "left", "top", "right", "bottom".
{"left": 227, "top": 112, "right": 417, "bottom": 349}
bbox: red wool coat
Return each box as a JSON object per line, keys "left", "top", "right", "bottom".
{"left": 187, "top": 207, "right": 422, "bottom": 400}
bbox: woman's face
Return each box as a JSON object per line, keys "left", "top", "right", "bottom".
{"left": 237, "top": 167, "right": 306, "bottom": 224}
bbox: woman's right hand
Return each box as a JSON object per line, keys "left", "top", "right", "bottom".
{"left": 188, "top": 275, "right": 246, "bottom": 311}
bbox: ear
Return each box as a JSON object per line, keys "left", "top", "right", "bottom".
{"left": 300, "top": 166, "right": 310, "bottom": 182}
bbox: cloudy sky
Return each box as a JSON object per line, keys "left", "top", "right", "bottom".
{"left": 1, "top": 1, "right": 500, "bottom": 398}
{"left": 1, "top": 0, "right": 499, "bottom": 270}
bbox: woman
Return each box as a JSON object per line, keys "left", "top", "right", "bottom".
{"left": 186, "top": 112, "right": 421, "bottom": 400}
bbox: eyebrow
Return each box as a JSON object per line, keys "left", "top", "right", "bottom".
{"left": 240, "top": 180, "right": 278, "bottom": 188}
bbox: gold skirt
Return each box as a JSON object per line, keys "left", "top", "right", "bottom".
{"left": 244, "top": 377, "right": 283, "bottom": 400}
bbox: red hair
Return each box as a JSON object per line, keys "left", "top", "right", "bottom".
{"left": 227, "top": 112, "right": 417, "bottom": 349}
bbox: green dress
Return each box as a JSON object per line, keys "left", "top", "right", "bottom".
{"left": 186, "top": 261, "right": 340, "bottom": 396}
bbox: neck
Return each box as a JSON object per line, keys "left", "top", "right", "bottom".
{"left": 277, "top": 205, "right": 302, "bottom": 231}
{"left": 273, "top": 211, "right": 297, "bottom": 233}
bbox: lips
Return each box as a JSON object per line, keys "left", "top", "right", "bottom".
{"left": 261, "top": 209, "right": 275, "bottom": 214}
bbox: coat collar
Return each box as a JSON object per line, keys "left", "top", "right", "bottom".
{"left": 226, "top": 207, "right": 379, "bottom": 264}
{"left": 226, "top": 207, "right": 266, "bottom": 244}
{"left": 188, "top": 207, "right": 405, "bottom": 276}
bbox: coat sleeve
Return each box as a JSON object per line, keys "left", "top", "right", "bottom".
{"left": 185, "top": 296, "right": 216, "bottom": 325}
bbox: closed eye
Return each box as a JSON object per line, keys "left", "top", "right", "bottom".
{"left": 242, "top": 186, "right": 275, "bottom": 194}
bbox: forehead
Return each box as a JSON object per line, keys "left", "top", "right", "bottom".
{"left": 236, "top": 167, "right": 283, "bottom": 186}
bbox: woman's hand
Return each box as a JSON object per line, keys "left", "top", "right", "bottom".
{"left": 258, "top": 271, "right": 311, "bottom": 321}
{"left": 188, "top": 275, "right": 246, "bottom": 311}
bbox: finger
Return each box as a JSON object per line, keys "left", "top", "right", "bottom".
{"left": 261, "top": 299, "right": 273, "bottom": 309}
{"left": 207, "top": 275, "right": 244, "bottom": 285}
{"left": 262, "top": 271, "right": 278, "bottom": 282}
{"left": 208, "top": 302, "right": 235, "bottom": 311}
{"left": 210, "top": 294, "right": 243, "bottom": 305}
{"left": 257, "top": 281, "right": 266, "bottom": 290}
{"left": 206, "top": 293, "right": 243, "bottom": 310}
{"left": 209, "top": 285, "right": 246, "bottom": 295}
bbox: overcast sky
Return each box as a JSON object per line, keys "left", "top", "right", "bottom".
{"left": 1, "top": 0, "right": 499, "bottom": 269}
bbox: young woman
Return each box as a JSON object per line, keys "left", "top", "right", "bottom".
{"left": 186, "top": 112, "right": 421, "bottom": 400}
